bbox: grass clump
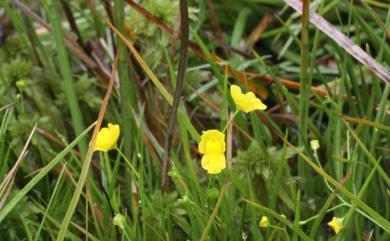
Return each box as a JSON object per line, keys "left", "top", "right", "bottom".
{"left": 0, "top": 0, "right": 389, "bottom": 240}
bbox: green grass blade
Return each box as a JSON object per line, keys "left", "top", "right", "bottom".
{"left": 0, "top": 123, "right": 94, "bottom": 223}
{"left": 45, "top": 0, "right": 87, "bottom": 155}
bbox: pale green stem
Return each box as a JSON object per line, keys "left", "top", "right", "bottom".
{"left": 115, "top": 148, "right": 140, "bottom": 179}
{"left": 267, "top": 225, "right": 285, "bottom": 230}
{"left": 222, "top": 110, "right": 240, "bottom": 133}
{"left": 199, "top": 181, "right": 228, "bottom": 241}
{"left": 299, "top": 203, "right": 345, "bottom": 225}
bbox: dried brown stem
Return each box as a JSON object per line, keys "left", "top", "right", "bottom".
{"left": 284, "top": 0, "right": 390, "bottom": 84}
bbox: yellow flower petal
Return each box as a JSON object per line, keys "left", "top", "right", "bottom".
{"left": 198, "top": 130, "right": 225, "bottom": 155}
{"left": 198, "top": 130, "right": 226, "bottom": 174}
{"left": 94, "top": 123, "right": 120, "bottom": 152}
{"left": 259, "top": 216, "right": 269, "bottom": 228}
{"left": 230, "top": 84, "right": 267, "bottom": 113}
{"left": 327, "top": 217, "right": 344, "bottom": 234}
{"left": 107, "top": 123, "right": 120, "bottom": 142}
{"left": 201, "top": 154, "right": 226, "bottom": 174}
{"left": 230, "top": 84, "right": 243, "bottom": 106}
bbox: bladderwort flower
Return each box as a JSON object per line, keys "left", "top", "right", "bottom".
{"left": 310, "top": 139, "right": 320, "bottom": 151}
{"left": 94, "top": 123, "right": 120, "bottom": 152}
{"left": 259, "top": 216, "right": 270, "bottom": 228}
{"left": 113, "top": 213, "right": 126, "bottom": 230}
{"left": 327, "top": 216, "right": 344, "bottom": 234}
{"left": 230, "top": 84, "right": 267, "bottom": 113}
{"left": 198, "top": 130, "right": 226, "bottom": 174}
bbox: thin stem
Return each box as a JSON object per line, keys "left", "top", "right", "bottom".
{"left": 200, "top": 180, "right": 228, "bottom": 241}
{"left": 300, "top": 203, "right": 345, "bottom": 225}
{"left": 161, "top": 0, "right": 189, "bottom": 190}
{"left": 116, "top": 148, "right": 140, "bottom": 179}
{"left": 222, "top": 110, "right": 239, "bottom": 133}
{"left": 268, "top": 225, "right": 285, "bottom": 230}
{"left": 298, "top": 0, "right": 311, "bottom": 190}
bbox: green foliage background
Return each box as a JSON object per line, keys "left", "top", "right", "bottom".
{"left": 0, "top": 0, "right": 389, "bottom": 240}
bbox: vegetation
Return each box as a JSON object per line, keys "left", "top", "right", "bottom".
{"left": 0, "top": 0, "right": 389, "bottom": 240}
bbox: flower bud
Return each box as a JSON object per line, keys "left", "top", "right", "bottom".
{"left": 259, "top": 216, "right": 269, "bottom": 228}
{"left": 113, "top": 214, "right": 126, "bottom": 230}
{"left": 16, "top": 80, "right": 27, "bottom": 91}
{"left": 310, "top": 140, "right": 320, "bottom": 151}
{"left": 207, "top": 187, "right": 219, "bottom": 199}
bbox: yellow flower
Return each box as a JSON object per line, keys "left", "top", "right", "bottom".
{"left": 94, "top": 123, "right": 120, "bottom": 152}
{"left": 198, "top": 130, "right": 225, "bottom": 155}
{"left": 230, "top": 84, "right": 267, "bottom": 113}
{"left": 259, "top": 216, "right": 269, "bottom": 228}
{"left": 201, "top": 154, "right": 226, "bottom": 174}
{"left": 198, "top": 130, "right": 226, "bottom": 174}
{"left": 327, "top": 216, "right": 344, "bottom": 234}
